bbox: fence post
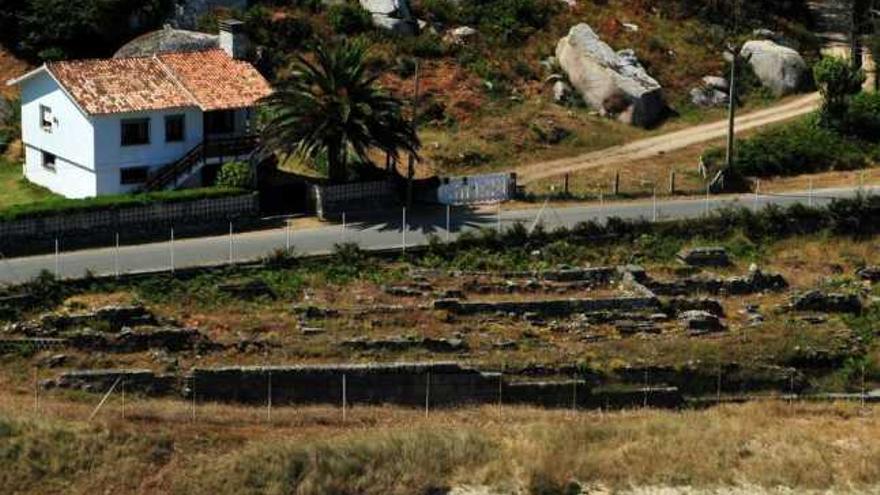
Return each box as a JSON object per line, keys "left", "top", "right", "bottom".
{"left": 652, "top": 187, "right": 658, "bottom": 222}
{"left": 563, "top": 173, "right": 570, "bottom": 196}
{"left": 54, "top": 239, "right": 60, "bottom": 278}
{"left": 267, "top": 370, "right": 272, "bottom": 422}
{"left": 612, "top": 172, "right": 620, "bottom": 196}
{"left": 425, "top": 371, "right": 430, "bottom": 419}
{"left": 754, "top": 179, "right": 760, "bottom": 211}
{"left": 285, "top": 222, "right": 291, "bottom": 252}
{"left": 114, "top": 233, "right": 120, "bottom": 278}
{"left": 342, "top": 373, "right": 348, "bottom": 422}
{"left": 496, "top": 203, "right": 502, "bottom": 234}
{"left": 191, "top": 373, "right": 196, "bottom": 422}
{"left": 170, "top": 228, "right": 175, "bottom": 273}
{"left": 669, "top": 170, "right": 676, "bottom": 195}
{"left": 33, "top": 367, "right": 38, "bottom": 415}
{"left": 705, "top": 184, "right": 711, "bottom": 216}
{"left": 445, "top": 204, "right": 451, "bottom": 243}
{"left": 341, "top": 212, "right": 347, "bottom": 243}
{"left": 228, "top": 221, "right": 234, "bottom": 265}
{"left": 808, "top": 178, "right": 814, "bottom": 207}
{"left": 401, "top": 208, "right": 407, "bottom": 254}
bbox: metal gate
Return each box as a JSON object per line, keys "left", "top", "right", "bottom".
{"left": 437, "top": 173, "right": 517, "bottom": 205}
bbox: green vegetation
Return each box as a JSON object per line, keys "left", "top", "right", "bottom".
{"left": 215, "top": 161, "right": 253, "bottom": 189}
{"left": 0, "top": 158, "right": 58, "bottom": 210}
{"left": 0, "top": 0, "right": 173, "bottom": 60}
{"left": 814, "top": 56, "right": 866, "bottom": 128}
{"left": 327, "top": 2, "right": 373, "bottom": 35}
{"left": 704, "top": 57, "right": 880, "bottom": 180}
{"left": 261, "top": 40, "right": 418, "bottom": 183}
{"left": 706, "top": 117, "right": 871, "bottom": 178}
{"left": 0, "top": 185, "right": 247, "bottom": 222}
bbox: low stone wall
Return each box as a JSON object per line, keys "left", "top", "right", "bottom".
{"left": 46, "top": 363, "right": 687, "bottom": 410}
{"left": 45, "top": 369, "right": 178, "bottom": 396}
{"left": 187, "top": 362, "right": 500, "bottom": 407}
{"left": 437, "top": 295, "right": 660, "bottom": 317}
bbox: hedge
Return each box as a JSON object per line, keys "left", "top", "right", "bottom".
{"left": 0, "top": 187, "right": 248, "bottom": 222}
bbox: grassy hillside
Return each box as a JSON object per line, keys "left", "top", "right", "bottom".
{"left": 1, "top": 399, "right": 878, "bottom": 494}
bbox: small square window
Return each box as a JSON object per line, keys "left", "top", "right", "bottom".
{"left": 165, "top": 114, "right": 185, "bottom": 142}
{"left": 121, "top": 119, "right": 150, "bottom": 146}
{"left": 40, "top": 105, "right": 53, "bottom": 131}
{"left": 42, "top": 151, "right": 56, "bottom": 171}
{"left": 120, "top": 166, "right": 149, "bottom": 185}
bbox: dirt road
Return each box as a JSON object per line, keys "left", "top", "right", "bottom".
{"left": 516, "top": 92, "right": 821, "bottom": 183}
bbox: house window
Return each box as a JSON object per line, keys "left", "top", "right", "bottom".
{"left": 165, "top": 114, "right": 185, "bottom": 142}
{"left": 40, "top": 105, "right": 53, "bottom": 131}
{"left": 120, "top": 166, "right": 149, "bottom": 185}
{"left": 121, "top": 118, "right": 150, "bottom": 146}
{"left": 204, "top": 110, "right": 235, "bottom": 135}
{"left": 42, "top": 151, "right": 56, "bottom": 171}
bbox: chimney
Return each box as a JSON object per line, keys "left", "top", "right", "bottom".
{"left": 219, "top": 19, "right": 247, "bottom": 59}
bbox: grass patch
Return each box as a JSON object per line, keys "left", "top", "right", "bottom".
{"left": 0, "top": 158, "right": 58, "bottom": 210}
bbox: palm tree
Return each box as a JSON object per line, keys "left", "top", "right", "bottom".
{"left": 260, "top": 40, "right": 419, "bottom": 183}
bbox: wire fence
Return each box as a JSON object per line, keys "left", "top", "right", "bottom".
{"left": 0, "top": 185, "right": 876, "bottom": 287}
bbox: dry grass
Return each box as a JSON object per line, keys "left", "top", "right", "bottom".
{"left": 2, "top": 392, "right": 880, "bottom": 494}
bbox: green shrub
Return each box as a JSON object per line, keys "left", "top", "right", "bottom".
{"left": 413, "top": 0, "right": 460, "bottom": 25}
{"left": 460, "top": 0, "right": 559, "bottom": 43}
{"left": 709, "top": 118, "right": 868, "bottom": 178}
{"left": 327, "top": 2, "right": 373, "bottom": 35}
{"left": 215, "top": 161, "right": 254, "bottom": 189}
{"left": 397, "top": 33, "right": 447, "bottom": 58}
{"left": 845, "top": 92, "right": 880, "bottom": 141}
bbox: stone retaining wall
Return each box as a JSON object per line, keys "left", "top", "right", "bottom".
{"left": 46, "top": 363, "right": 686, "bottom": 410}
{"left": 437, "top": 295, "right": 660, "bottom": 316}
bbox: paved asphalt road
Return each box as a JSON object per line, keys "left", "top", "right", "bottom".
{"left": 0, "top": 186, "right": 876, "bottom": 286}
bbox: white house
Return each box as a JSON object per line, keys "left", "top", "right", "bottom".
{"left": 6, "top": 21, "right": 272, "bottom": 198}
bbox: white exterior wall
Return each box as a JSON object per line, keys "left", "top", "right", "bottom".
{"left": 92, "top": 107, "right": 204, "bottom": 195}
{"left": 19, "top": 71, "right": 96, "bottom": 198}
{"left": 23, "top": 146, "right": 97, "bottom": 198}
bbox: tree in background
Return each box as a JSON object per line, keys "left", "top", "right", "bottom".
{"left": 260, "top": 40, "right": 419, "bottom": 183}
{"left": 0, "top": 0, "right": 172, "bottom": 61}
{"left": 813, "top": 56, "right": 866, "bottom": 128}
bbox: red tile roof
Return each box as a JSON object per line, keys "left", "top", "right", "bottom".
{"left": 158, "top": 50, "right": 272, "bottom": 112}
{"left": 46, "top": 49, "right": 271, "bottom": 115}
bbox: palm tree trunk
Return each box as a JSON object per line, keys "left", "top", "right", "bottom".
{"left": 328, "top": 141, "right": 347, "bottom": 184}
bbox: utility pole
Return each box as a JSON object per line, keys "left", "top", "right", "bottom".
{"left": 407, "top": 60, "right": 421, "bottom": 208}
{"left": 725, "top": 44, "right": 738, "bottom": 172}
{"left": 724, "top": 1, "right": 743, "bottom": 173}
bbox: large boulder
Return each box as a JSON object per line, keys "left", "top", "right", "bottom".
{"left": 556, "top": 24, "right": 665, "bottom": 127}
{"left": 359, "top": 0, "right": 417, "bottom": 35}
{"left": 741, "top": 40, "right": 808, "bottom": 97}
{"left": 690, "top": 76, "right": 730, "bottom": 107}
